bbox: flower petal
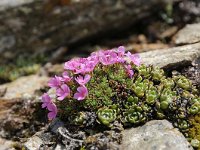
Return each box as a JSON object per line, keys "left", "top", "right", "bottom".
{"left": 48, "top": 111, "right": 56, "bottom": 120}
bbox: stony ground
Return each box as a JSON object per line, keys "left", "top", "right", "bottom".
{"left": 0, "top": 1, "right": 200, "bottom": 150}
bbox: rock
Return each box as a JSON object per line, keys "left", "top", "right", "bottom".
{"left": 0, "top": 138, "right": 14, "bottom": 150}
{"left": 85, "top": 130, "right": 122, "bottom": 150}
{"left": 24, "top": 120, "right": 123, "bottom": 149}
{"left": 24, "top": 135, "right": 44, "bottom": 150}
{"left": 40, "top": 63, "right": 64, "bottom": 77}
{"left": 0, "top": 0, "right": 174, "bottom": 66}
{"left": 0, "top": 87, "right": 6, "bottom": 97}
{"left": 0, "top": 97, "right": 46, "bottom": 139}
{"left": 0, "top": 0, "right": 34, "bottom": 11}
{"left": 160, "top": 26, "right": 178, "bottom": 39}
{"left": 140, "top": 42, "right": 200, "bottom": 69}
{"left": 85, "top": 121, "right": 123, "bottom": 149}
{"left": 121, "top": 120, "right": 193, "bottom": 150}
{"left": 0, "top": 75, "right": 49, "bottom": 100}
{"left": 174, "top": 23, "right": 200, "bottom": 45}
{"left": 0, "top": 75, "right": 48, "bottom": 139}
{"left": 127, "top": 43, "right": 169, "bottom": 53}
{"left": 54, "top": 144, "right": 66, "bottom": 150}
{"left": 24, "top": 128, "right": 56, "bottom": 150}
{"left": 57, "top": 127, "right": 86, "bottom": 149}
{"left": 178, "top": 1, "right": 200, "bottom": 16}
{"left": 25, "top": 124, "right": 86, "bottom": 150}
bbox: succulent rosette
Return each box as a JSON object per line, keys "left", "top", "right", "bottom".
{"left": 97, "top": 107, "right": 117, "bottom": 127}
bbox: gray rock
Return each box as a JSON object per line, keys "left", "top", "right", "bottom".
{"left": 0, "top": 75, "right": 49, "bottom": 100}
{"left": 0, "top": 0, "right": 34, "bottom": 11}
{"left": 57, "top": 127, "right": 86, "bottom": 149}
{"left": 24, "top": 135, "right": 44, "bottom": 150}
{"left": 55, "top": 144, "right": 66, "bottom": 150}
{"left": 0, "top": 138, "right": 14, "bottom": 150}
{"left": 140, "top": 42, "right": 200, "bottom": 68}
{"left": 24, "top": 129, "right": 56, "bottom": 150}
{"left": 174, "top": 23, "right": 200, "bottom": 45}
{"left": 121, "top": 120, "right": 193, "bottom": 150}
{"left": 0, "top": 75, "right": 49, "bottom": 140}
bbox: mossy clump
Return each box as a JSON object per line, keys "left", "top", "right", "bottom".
{"left": 41, "top": 46, "right": 200, "bottom": 148}
{"left": 0, "top": 54, "right": 45, "bottom": 83}
{"left": 189, "top": 114, "right": 200, "bottom": 149}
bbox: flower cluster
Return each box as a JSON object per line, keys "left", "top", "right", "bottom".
{"left": 41, "top": 46, "right": 141, "bottom": 120}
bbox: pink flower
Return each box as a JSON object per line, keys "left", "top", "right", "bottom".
{"left": 47, "top": 102, "right": 57, "bottom": 120}
{"left": 65, "top": 57, "right": 96, "bottom": 74}
{"left": 116, "top": 46, "right": 126, "bottom": 63}
{"left": 84, "top": 60, "right": 97, "bottom": 73}
{"left": 117, "top": 46, "right": 125, "bottom": 56}
{"left": 75, "top": 74, "right": 91, "bottom": 85}
{"left": 61, "top": 72, "right": 72, "bottom": 82}
{"left": 74, "top": 63, "right": 86, "bottom": 74}
{"left": 74, "top": 86, "right": 88, "bottom": 100}
{"left": 87, "top": 55, "right": 99, "bottom": 65}
{"left": 125, "top": 65, "right": 134, "bottom": 78}
{"left": 48, "top": 76, "right": 62, "bottom": 88}
{"left": 99, "top": 50, "right": 118, "bottom": 65}
{"left": 56, "top": 84, "right": 70, "bottom": 100}
{"left": 41, "top": 93, "right": 57, "bottom": 120}
{"left": 41, "top": 93, "right": 52, "bottom": 108}
{"left": 132, "top": 54, "right": 141, "bottom": 66}
{"left": 125, "top": 52, "right": 141, "bottom": 66}
{"left": 79, "top": 58, "right": 97, "bottom": 74}
{"left": 64, "top": 59, "right": 80, "bottom": 71}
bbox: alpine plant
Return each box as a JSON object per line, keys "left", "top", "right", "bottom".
{"left": 41, "top": 46, "right": 200, "bottom": 149}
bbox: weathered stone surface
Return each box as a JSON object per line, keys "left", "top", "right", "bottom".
{"left": 121, "top": 120, "right": 193, "bottom": 150}
{"left": 24, "top": 119, "right": 63, "bottom": 150}
{"left": 0, "top": 0, "right": 175, "bottom": 65}
{"left": 40, "top": 63, "right": 64, "bottom": 77}
{"left": 24, "top": 130, "right": 57, "bottom": 150}
{"left": 24, "top": 135, "right": 44, "bottom": 150}
{"left": 0, "top": 0, "right": 34, "bottom": 11}
{"left": 0, "top": 75, "right": 48, "bottom": 139}
{"left": 0, "top": 138, "right": 14, "bottom": 150}
{"left": 57, "top": 127, "right": 86, "bottom": 149}
{"left": 0, "top": 97, "right": 46, "bottom": 140}
{"left": 174, "top": 23, "right": 200, "bottom": 45}
{"left": 140, "top": 42, "right": 200, "bottom": 69}
{"left": 0, "top": 75, "right": 49, "bottom": 100}
{"left": 54, "top": 144, "right": 66, "bottom": 150}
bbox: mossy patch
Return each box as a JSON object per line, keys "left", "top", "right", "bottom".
{"left": 0, "top": 54, "right": 46, "bottom": 83}
{"left": 189, "top": 114, "right": 200, "bottom": 149}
